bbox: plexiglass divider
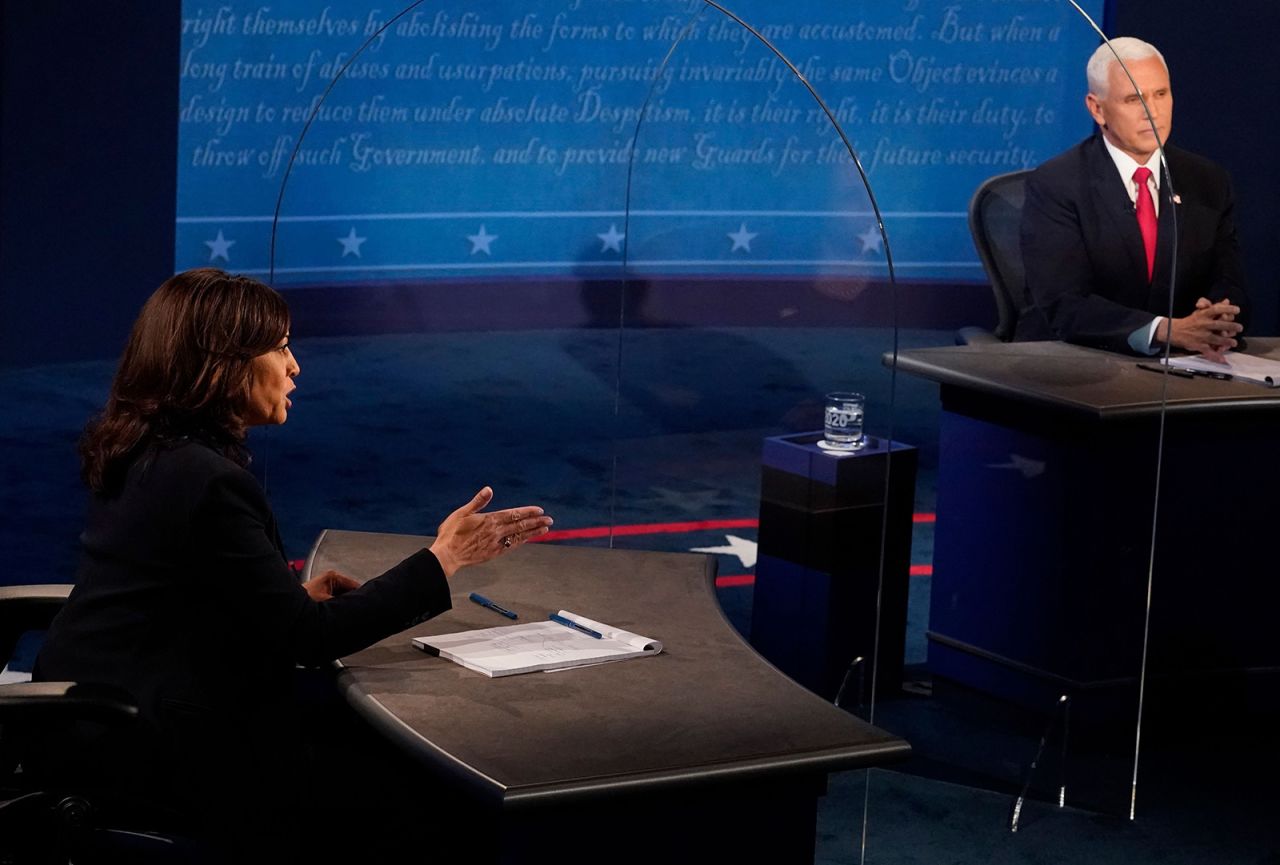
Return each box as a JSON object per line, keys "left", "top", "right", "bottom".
{"left": 615, "top": 1, "right": 900, "bottom": 685}
{"left": 855, "top": 0, "right": 1173, "bottom": 846}
{"left": 617, "top": 11, "right": 906, "bottom": 859}
{"left": 262, "top": 0, "right": 636, "bottom": 551}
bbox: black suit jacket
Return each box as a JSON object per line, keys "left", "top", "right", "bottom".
{"left": 1017, "top": 135, "right": 1248, "bottom": 353}
{"left": 33, "top": 437, "right": 451, "bottom": 818}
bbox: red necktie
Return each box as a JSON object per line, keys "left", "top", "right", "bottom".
{"left": 1133, "top": 166, "right": 1157, "bottom": 282}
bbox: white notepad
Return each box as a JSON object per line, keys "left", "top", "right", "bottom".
{"left": 412, "top": 610, "right": 663, "bottom": 678}
{"left": 1163, "top": 352, "right": 1280, "bottom": 387}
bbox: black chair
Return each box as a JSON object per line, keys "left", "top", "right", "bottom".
{"left": 0, "top": 585, "right": 205, "bottom": 864}
{"left": 0, "top": 585, "right": 70, "bottom": 683}
{"left": 958, "top": 168, "right": 1033, "bottom": 344}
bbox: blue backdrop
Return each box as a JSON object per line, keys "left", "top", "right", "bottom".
{"left": 175, "top": 0, "right": 1104, "bottom": 285}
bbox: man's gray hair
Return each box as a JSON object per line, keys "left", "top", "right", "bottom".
{"left": 1086, "top": 37, "right": 1167, "bottom": 96}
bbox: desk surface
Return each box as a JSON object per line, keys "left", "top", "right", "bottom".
{"left": 887, "top": 340, "right": 1280, "bottom": 420}
{"left": 305, "top": 530, "right": 910, "bottom": 808}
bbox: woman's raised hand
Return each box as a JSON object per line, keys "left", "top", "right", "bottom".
{"left": 429, "top": 486, "right": 553, "bottom": 578}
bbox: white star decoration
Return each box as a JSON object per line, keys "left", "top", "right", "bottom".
{"left": 690, "top": 534, "right": 758, "bottom": 569}
{"left": 204, "top": 230, "right": 235, "bottom": 262}
{"left": 467, "top": 225, "right": 497, "bottom": 256}
{"left": 337, "top": 227, "right": 367, "bottom": 258}
{"left": 857, "top": 224, "right": 883, "bottom": 255}
{"left": 986, "top": 454, "right": 1046, "bottom": 479}
{"left": 227, "top": 219, "right": 926, "bottom": 265}
{"left": 597, "top": 224, "right": 625, "bottom": 254}
{"left": 728, "top": 223, "right": 758, "bottom": 253}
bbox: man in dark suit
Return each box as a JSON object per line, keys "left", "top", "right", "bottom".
{"left": 1018, "top": 37, "right": 1247, "bottom": 358}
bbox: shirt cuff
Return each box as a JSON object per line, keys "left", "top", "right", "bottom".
{"left": 1130, "top": 317, "right": 1164, "bottom": 355}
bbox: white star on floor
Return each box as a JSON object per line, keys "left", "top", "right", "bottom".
{"left": 338, "top": 227, "right": 367, "bottom": 258}
{"left": 204, "top": 230, "right": 235, "bottom": 262}
{"left": 727, "top": 222, "right": 758, "bottom": 253}
{"left": 597, "top": 223, "right": 625, "bottom": 254}
{"left": 857, "top": 224, "right": 883, "bottom": 255}
{"left": 467, "top": 225, "right": 497, "bottom": 256}
{"left": 691, "top": 534, "right": 758, "bottom": 569}
{"left": 986, "top": 454, "right": 1046, "bottom": 479}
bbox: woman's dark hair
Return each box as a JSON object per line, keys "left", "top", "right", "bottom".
{"left": 81, "top": 268, "right": 290, "bottom": 493}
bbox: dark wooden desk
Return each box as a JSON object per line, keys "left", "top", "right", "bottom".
{"left": 304, "top": 530, "right": 909, "bottom": 864}
{"left": 888, "top": 341, "right": 1280, "bottom": 719}
{"left": 891, "top": 339, "right": 1280, "bottom": 420}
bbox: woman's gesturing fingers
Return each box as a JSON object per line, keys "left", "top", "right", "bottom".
{"left": 430, "top": 489, "right": 553, "bottom": 577}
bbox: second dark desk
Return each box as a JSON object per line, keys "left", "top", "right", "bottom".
{"left": 889, "top": 341, "right": 1280, "bottom": 718}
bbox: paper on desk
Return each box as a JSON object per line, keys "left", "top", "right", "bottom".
{"left": 1163, "top": 352, "right": 1280, "bottom": 387}
{"left": 412, "top": 610, "right": 662, "bottom": 677}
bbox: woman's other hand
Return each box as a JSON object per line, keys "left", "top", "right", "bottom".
{"left": 302, "top": 569, "right": 361, "bottom": 601}
{"left": 429, "top": 486, "right": 553, "bottom": 578}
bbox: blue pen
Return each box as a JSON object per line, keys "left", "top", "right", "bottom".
{"left": 469, "top": 592, "right": 517, "bottom": 620}
{"left": 549, "top": 613, "right": 603, "bottom": 639}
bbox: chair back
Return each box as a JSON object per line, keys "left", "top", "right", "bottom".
{"left": 968, "top": 169, "right": 1033, "bottom": 342}
{"left": 0, "top": 585, "right": 71, "bottom": 683}
{"left": 0, "top": 585, "right": 204, "bottom": 862}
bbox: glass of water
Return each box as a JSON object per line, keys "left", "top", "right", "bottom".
{"left": 822, "top": 391, "right": 865, "bottom": 451}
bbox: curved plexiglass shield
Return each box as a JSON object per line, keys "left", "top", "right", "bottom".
{"left": 854, "top": 0, "right": 1166, "bottom": 842}
{"left": 240, "top": 1, "right": 634, "bottom": 544}
{"left": 1074, "top": 7, "right": 1273, "bottom": 842}
{"left": 614, "top": 0, "right": 908, "bottom": 729}
{"left": 853, "top": 1, "right": 1272, "bottom": 859}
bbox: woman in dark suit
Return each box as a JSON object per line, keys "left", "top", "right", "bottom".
{"left": 33, "top": 268, "right": 552, "bottom": 859}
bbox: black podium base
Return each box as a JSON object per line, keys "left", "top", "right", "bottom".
{"left": 752, "top": 433, "right": 917, "bottom": 701}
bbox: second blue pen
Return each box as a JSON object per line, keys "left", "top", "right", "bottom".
{"left": 549, "top": 612, "right": 603, "bottom": 639}
{"left": 469, "top": 592, "right": 517, "bottom": 619}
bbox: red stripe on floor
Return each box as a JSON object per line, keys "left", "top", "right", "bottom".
{"left": 537, "top": 514, "right": 934, "bottom": 542}
{"left": 533, "top": 518, "right": 759, "bottom": 542}
{"left": 716, "top": 567, "right": 931, "bottom": 588}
